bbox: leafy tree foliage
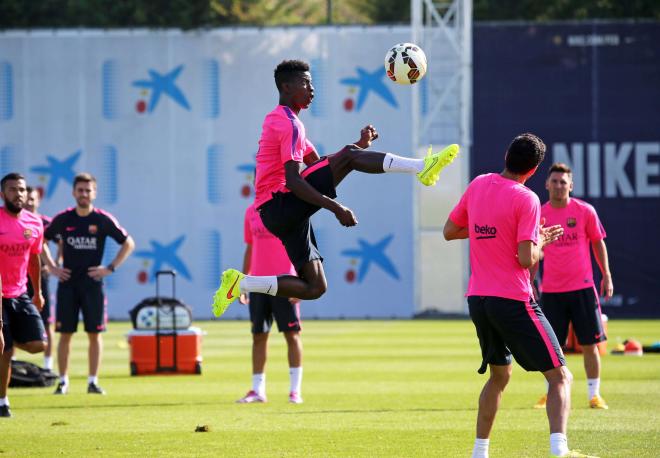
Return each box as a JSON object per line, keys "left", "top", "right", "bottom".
{"left": 0, "top": 0, "right": 657, "bottom": 29}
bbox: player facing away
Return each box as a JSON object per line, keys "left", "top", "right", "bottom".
{"left": 212, "top": 59, "right": 459, "bottom": 316}
{"left": 25, "top": 185, "right": 57, "bottom": 371}
{"left": 443, "top": 134, "right": 598, "bottom": 458}
{"left": 45, "top": 173, "right": 135, "bottom": 395}
{"left": 237, "top": 202, "right": 304, "bottom": 404}
{"left": 0, "top": 173, "right": 48, "bottom": 418}
{"left": 533, "top": 162, "right": 613, "bottom": 411}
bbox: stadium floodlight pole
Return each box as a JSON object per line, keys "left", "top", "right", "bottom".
{"left": 412, "top": 0, "right": 472, "bottom": 316}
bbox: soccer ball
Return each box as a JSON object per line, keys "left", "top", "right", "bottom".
{"left": 384, "top": 43, "right": 427, "bottom": 85}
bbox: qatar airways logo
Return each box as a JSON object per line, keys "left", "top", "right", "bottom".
{"left": 474, "top": 224, "right": 497, "bottom": 240}
{"left": 67, "top": 236, "right": 97, "bottom": 250}
{"left": 0, "top": 243, "right": 29, "bottom": 256}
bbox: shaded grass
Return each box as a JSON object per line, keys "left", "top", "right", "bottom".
{"left": 2, "top": 319, "right": 659, "bottom": 457}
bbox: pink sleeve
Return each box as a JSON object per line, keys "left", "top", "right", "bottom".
{"left": 449, "top": 188, "right": 469, "bottom": 227}
{"left": 278, "top": 118, "right": 305, "bottom": 164}
{"left": 244, "top": 208, "right": 253, "bottom": 245}
{"left": 31, "top": 222, "right": 44, "bottom": 255}
{"left": 585, "top": 205, "right": 606, "bottom": 241}
{"left": 517, "top": 192, "right": 540, "bottom": 245}
{"left": 303, "top": 139, "right": 316, "bottom": 157}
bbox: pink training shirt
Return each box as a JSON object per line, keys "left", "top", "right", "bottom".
{"left": 0, "top": 208, "right": 44, "bottom": 298}
{"left": 449, "top": 173, "right": 540, "bottom": 302}
{"left": 244, "top": 203, "right": 297, "bottom": 276}
{"left": 541, "top": 198, "right": 606, "bottom": 293}
{"left": 254, "top": 105, "right": 316, "bottom": 208}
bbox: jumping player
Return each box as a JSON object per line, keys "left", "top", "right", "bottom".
{"left": 236, "top": 200, "right": 304, "bottom": 404}
{"left": 443, "top": 134, "right": 597, "bottom": 458}
{"left": 533, "top": 163, "right": 612, "bottom": 410}
{"left": 0, "top": 173, "right": 47, "bottom": 418}
{"left": 45, "top": 173, "right": 134, "bottom": 395}
{"left": 212, "top": 59, "right": 459, "bottom": 316}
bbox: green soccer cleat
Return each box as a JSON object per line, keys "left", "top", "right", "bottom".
{"left": 417, "top": 144, "right": 460, "bottom": 186}
{"left": 212, "top": 269, "right": 245, "bottom": 317}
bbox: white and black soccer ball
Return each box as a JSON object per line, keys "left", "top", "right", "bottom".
{"left": 384, "top": 43, "right": 427, "bottom": 85}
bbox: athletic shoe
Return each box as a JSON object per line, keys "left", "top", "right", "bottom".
{"left": 554, "top": 450, "right": 600, "bottom": 457}
{"left": 417, "top": 144, "right": 460, "bottom": 186}
{"left": 288, "top": 391, "right": 303, "bottom": 404}
{"left": 87, "top": 382, "right": 106, "bottom": 395}
{"left": 534, "top": 394, "right": 547, "bottom": 409}
{"left": 236, "top": 390, "right": 267, "bottom": 404}
{"left": 54, "top": 382, "right": 68, "bottom": 395}
{"left": 589, "top": 394, "right": 608, "bottom": 409}
{"left": 0, "top": 405, "right": 11, "bottom": 418}
{"left": 212, "top": 269, "right": 245, "bottom": 317}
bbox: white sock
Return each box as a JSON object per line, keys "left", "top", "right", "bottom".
{"left": 289, "top": 366, "right": 303, "bottom": 394}
{"left": 471, "top": 438, "right": 489, "bottom": 458}
{"left": 587, "top": 378, "right": 600, "bottom": 400}
{"left": 44, "top": 356, "right": 53, "bottom": 370}
{"left": 60, "top": 375, "right": 69, "bottom": 385}
{"left": 88, "top": 375, "right": 98, "bottom": 385}
{"left": 383, "top": 153, "right": 424, "bottom": 173}
{"left": 0, "top": 397, "right": 9, "bottom": 406}
{"left": 242, "top": 276, "right": 278, "bottom": 296}
{"left": 550, "top": 433, "right": 569, "bottom": 457}
{"left": 252, "top": 373, "right": 265, "bottom": 395}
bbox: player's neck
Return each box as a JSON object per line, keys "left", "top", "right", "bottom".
{"left": 500, "top": 169, "right": 528, "bottom": 184}
{"left": 76, "top": 205, "right": 94, "bottom": 217}
{"left": 2, "top": 206, "right": 21, "bottom": 218}
{"left": 279, "top": 98, "right": 300, "bottom": 115}
{"left": 550, "top": 197, "right": 570, "bottom": 208}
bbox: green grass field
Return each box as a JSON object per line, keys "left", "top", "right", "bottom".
{"left": 2, "top": 319, "right": 659, "bottom": 457}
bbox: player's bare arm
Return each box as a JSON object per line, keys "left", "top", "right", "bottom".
{"left": 354, "top": 125, "right": 379, "bottom": 149}
{"left": 88, "top": 235, "right": 135, "bottom": 280}
{"left": 27, "top": 252, "right": 44, "bottom": 311}
{"left": 443, "top": 218, "right": 469, "bottom": 240}
{"left": 44, "top": 238, "right": 71, "bottom": 281}
{"left": 284, "top": 160, "right": 357, "bottom": 227}
{"left": 518, "top": 224, "right": 563, "bottom": 268}
{"left": 591, "top": 239, "right": 613, "bottom": 299}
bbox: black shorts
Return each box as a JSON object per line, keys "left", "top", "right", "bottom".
{"left": 55, "top": 279, "right": 107, "bottom": 333}
{"left": 259, "top": 157, "right": 336, "bottom": 274}
{"left": 2, "top": 294, "right": 47, "bottom": 352}
{"left": 27, "top": 273, "right": 52, "bottom": 326}
{"left": 468, "top": 296, "right": 566, "bottom": 374}
{"left": 249, "top": 293, "right": 301, "bottom": 334}
{"left": 541, "top": 287, "right": 606, "bottom": 346}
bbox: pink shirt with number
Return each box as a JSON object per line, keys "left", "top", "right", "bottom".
{"left": 254, "top": 105, "right": 316, "bottom": 209}
{"left": 449, "top": 173, "right": 540, "bottom": 302}
{"left": 0, "top": 208, "right": 44, "bottom": 298}
{"left": 541, "top": 198, "right": 606, "bottom": 293}
{"left": 244, "top": 203, "right": 297, "bottom": 276}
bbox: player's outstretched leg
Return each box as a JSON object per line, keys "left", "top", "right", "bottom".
{"left": 327, "top": 143, "right": 459, "bottom": 187}
{"left": 212, "top": 269, "right": 246, "bottom": 317}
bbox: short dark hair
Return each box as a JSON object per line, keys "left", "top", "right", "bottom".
{"left": 1, "top": 172, "right": 25, "bottom": 191}
{"left": 274, "top": 60, "right": 310, "bottom": 92}
{"left": 504, "top": 133, "right": 546, "bottom": 175}
{"left": 547, "top": 162, "right": 572, "bottom": 177}
{"left": 73, "top": 172, "right": 97, "bottom": 188}
{"left": 26, "top": 185, "right": 35, "bottom": 194}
